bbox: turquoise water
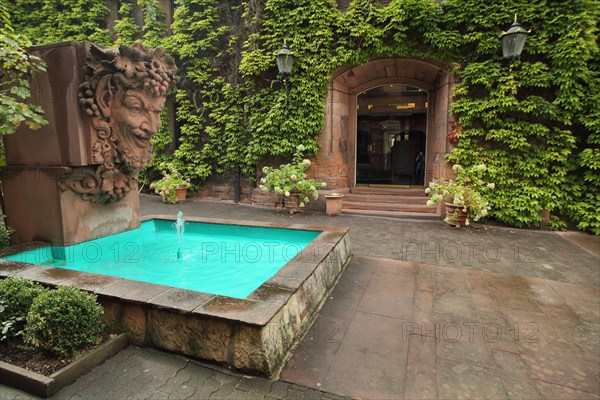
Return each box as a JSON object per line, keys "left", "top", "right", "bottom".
{"left": 3, "top": 220, "right": 320, "bottom": 299}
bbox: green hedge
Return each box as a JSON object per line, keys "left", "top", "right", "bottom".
{"left": 24, "top": 285, "right": 105, "bottom": 356}
{"left": 0, "top": 276, "right": 105, "bottom": 356}
{"left": 0, "top": 276, "right": 46, "bottom": 340}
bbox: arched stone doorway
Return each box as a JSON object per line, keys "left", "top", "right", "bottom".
{"left": 356, "top": 84, "right": 428, "bottom": 186}
{"left": 314, "top": 58, "right": 456, "bottom": 190}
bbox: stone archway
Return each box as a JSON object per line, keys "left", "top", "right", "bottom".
{"left": 313, "top": 58, "right": 456, "bottom": 190}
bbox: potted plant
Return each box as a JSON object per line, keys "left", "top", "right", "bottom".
{"left": 426, "top": 163, "right": 494, "bottom": 228}
{"left": 150, "top": 162, "right": 191, "bottom": 204}
{"left": 259, "top": 145, "right": 327, "bottom": 213}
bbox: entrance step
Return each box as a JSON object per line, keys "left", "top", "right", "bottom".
{"left": 343, "top": 201, "right": 436, "bottom": 213}
{"left": 341, "top": 187, "right": 440, "bottom": 219}
{"left": 350, "top": 187, "right": 425, "bottom": 196}
{"left": 341, "top": 209, "right": 440, "bottom": 220}
{"left": 343, "top": 193, "right": 429, "bottom": 205}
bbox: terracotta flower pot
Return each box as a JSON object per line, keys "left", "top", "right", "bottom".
{"left": 444, "top": 202, "right": 470, "bottom": 228}
{"left": 284, "top": 193, "right": 303, "bottom": 214}
{"left": 176, "top": 187, "right": 187, "bottom": 202}
{"left": 325, "top": 194, "right": 344, "bottom": 217}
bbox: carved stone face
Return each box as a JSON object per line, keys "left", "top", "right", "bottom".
{"left": 110, "top": 89, "right": 165, "bottom": 171}
{"left": 64, "top": 43, "right": 177, "bottom": 204}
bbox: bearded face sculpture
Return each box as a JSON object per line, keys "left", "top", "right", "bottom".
{"left": 59, "top": 43, "right": 177, "bottom": 204}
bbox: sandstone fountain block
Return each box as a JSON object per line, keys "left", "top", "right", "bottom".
{"left": 0, "top": 217, "right": 352, "bottom": 379}
{"left": 2, "top": 166, "right": 140, "bottom": 245}
{"left": 147, "top": 309, "right": 232, "bottom": 364}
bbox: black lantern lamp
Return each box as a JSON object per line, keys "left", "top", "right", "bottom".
{"left": 276, "top": 42, "right": 295, "bottom": 95}
{"left": 501, "top": 15, "right": 530, "bottom": 64}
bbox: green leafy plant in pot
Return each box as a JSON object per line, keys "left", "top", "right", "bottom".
{"left": 259, "top": 145, "right": 327, "bottom": 212}
{"left": 426, "top": 163, "right": 494, "bottom": 228}
{"left": 150, "top": 161, "right": 191, "bottom": 203}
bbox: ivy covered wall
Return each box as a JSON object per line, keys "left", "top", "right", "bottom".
{"left": 6, "top": 0, "right": 599, "bottom": 234}
{"left": 443, "top": 0, "right": 599, "bottom": 233}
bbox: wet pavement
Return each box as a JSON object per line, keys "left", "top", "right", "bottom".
{"left": 1, "top": 195, "right": 599, "bottom": 399}
{"left": 281, "top": 256, "right": 600, "bottom": 399}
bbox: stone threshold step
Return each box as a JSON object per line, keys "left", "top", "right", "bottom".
{"left": 350, "top": 187, "right": 426, "bottom": 196}
{"left": 343, "top": 194, "right": 430, "bottom": 205}
{"left": 342, "top": 201, "right": 437, "bottom": 213}
{"left": 340, "top": 208, "right": 441, "bottom": 220}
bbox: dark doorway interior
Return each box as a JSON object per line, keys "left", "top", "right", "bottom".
{"left": 356, "top": 85, "right": 428, "bottom": 185}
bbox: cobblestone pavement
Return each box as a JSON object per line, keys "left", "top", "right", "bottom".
{"left": 1, "top": 195, "right": 598, "bottom": 399}
{"left": 1, "top": 347, "right": 350, "bottom": 400}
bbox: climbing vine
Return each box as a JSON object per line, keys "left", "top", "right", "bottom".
{"left": 6, "top": 0, "right": 600, "bottom": 233}
{"left": 9, "top": 0, "right": 112, "bottom": 46}
{"left": 138, "top": 0, "right": 169, "bottom": 48}
{"left": 164, "top": 0, "right": 242, "bottom": 181}
{"left": 0, "top": 1, "right": 47, "bottom": 141}
{"left": 239, "top": 0, "right": 341, "bottom": 168}
{"left": 113, "top": 2, "right": 139, "bottom": 45}
{"left": 444, "top": 0, "right": 599, "bottom": 232}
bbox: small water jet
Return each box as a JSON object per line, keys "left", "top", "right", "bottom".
{"left": 175, "top": 211, "right": 185, "bottom": 259}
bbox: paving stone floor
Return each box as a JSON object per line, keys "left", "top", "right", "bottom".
{"left": 281, "top": 256, "right": 600, "bottom": 399}
{"left": 1, "top": 195, "right": 598, "bottom": 399}
{"left": 1, "top": 347, "right": 348, "bottom": 400}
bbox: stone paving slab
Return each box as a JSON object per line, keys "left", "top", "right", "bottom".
{"left": 558, "top": 231, "right": 600, "bottom": 258}
{"left": 493, "top": 349, "right": 543, "bottom": 400}
{"left": 281, "top": 313, "right": 352, "bottom": 387}
{"left": 437, "top": 359, "right": 507, "bottom": 399}
{"left": 402, "top": 334, "right": 437, "bottom": 400}
{"left": 320, "top": 311, "right": 408, "bottom": 399}
{"left": 281, "top": 255, "right": 600, "bottom": 399}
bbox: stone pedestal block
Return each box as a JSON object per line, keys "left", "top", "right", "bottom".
{"left": 2, "top": 166, "right": 139, "bottom": 246}
{"left": 325, "top": 194, "right": 344, "bottom": 216}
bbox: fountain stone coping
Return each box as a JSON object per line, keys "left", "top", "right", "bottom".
{"left": 0, "top": 215, "right": 352, "bottom": 378}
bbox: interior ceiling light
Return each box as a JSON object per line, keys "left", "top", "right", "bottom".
{"left": 380, "top": 119, "right": 403, "bottom": 130}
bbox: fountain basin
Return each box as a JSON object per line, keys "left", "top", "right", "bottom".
{"left": 0, "top": 215, "right": 352, "bottom": 378}
{"left": 3, "top": 218, "right": 321, "bottom": 299}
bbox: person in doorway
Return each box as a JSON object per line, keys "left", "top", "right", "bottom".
{"left": 415, "top": 151, "right": 424, "bottom": 185}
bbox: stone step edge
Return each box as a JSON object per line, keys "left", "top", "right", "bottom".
{"left": 342, "top": 201, "right": 437, "bottom": 213}
{"left": 340, "top": 208, "right": 442, "bottom": 220}
{"left": 350, "top": 187, "right": 426, "bottom": 196}
{"left": 343, "top": 194, "right": 430, "bottom": 204}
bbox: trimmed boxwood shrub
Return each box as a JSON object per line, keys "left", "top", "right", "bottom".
{"left": 0, "top": 276, "right": 47, "bottom": 340}
{"left": 24, "top": 286, "right": 105, "bottom": 356}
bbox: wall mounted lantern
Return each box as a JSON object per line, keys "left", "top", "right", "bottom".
{"left": 501, "top": 15, "right": 530, "bottom": 64}
{"left": 276, "top": 42, "right": 295, "bottom": 95}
